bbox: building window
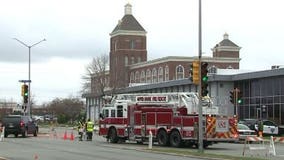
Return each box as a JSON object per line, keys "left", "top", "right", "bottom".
{"left": 137, "top": 56, "right": 141, "bottom": 63}
{"left": 227, "top": 65, "right": 233, "bottom": 69}
{"left": 176, "top": 65, "right": 184, "bottom": 80}
{"left": 146, "top": 69, "right": 151, "bottom": 83}
{"left": 165, "top": 66, "right": 169, "bottom": 81}
{"left": 135, "top": 71, "right": 139, "bottom": 83}
{"left": 114, "top": 40, "right": 118, "bottom": 51}
{"left": 209, "top": 65, "right": 217, "bottom": 74}
{"left": 125, "top": 56, "right": 128, "bottom": 66}
{"left": 130, "top": 72, "right": 134, "bottom": 83}
{"left": 158, "top": 67, "right": 163, "bottom": 82}
{"left": 152, "top": 68, "right": 157, "bottom": 83}
{"left": 130, "top": 40, "right": 135, "bottom": 49}
{"left": 131, "top": 56, "right": 135, "bottom": 64}
{"left": 140, "top": 70, "right": 145, "bottom": 83}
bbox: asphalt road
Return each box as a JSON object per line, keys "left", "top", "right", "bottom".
{"left": 0, "top": 127, "right": 284, "bottom": 160}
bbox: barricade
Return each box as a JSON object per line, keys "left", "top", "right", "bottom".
{"left": 242, "top": 136, "right": 268, "bottom": 157}
{"left": 269, "top": 136, "right": 284, "bottom": 156}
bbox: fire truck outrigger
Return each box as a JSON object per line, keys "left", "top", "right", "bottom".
{"left": 99, "top": 92, "right": 238, "bottom": 148}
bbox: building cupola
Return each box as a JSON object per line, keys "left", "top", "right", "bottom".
{"left": 110, "top": 3, "right": 146, "bottom": 37}
{"left": 223, "top": 32, "right": 229, "bottom": 40}
{"left": 211, "top": 33, "right": 241, "bottom": 69}
{"left": 125, "top": 3, "right": 132, "bottom": 15}
{"left": 212, "top": 33, "right": 241, "bottom": 58}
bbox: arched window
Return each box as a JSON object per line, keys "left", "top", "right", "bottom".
{"left": 137, "top": 57, "right": 141, "bottom": 63}
{"left": 114, "top": 40, "right": 118, "bottom": 51}
{"left": 140, "top": 70, "right": 145, "bottom": 83}
{"left": 158, "top": 67, "right": 163, "bottom": 82}
{"left": 146, "top": 69, "right": 151, "bottom": 83}
{"left": 176, "top": 65, "right": 184, "bottom": 80}
{"left": 124, "top": 56, "right": 128, "bottom": 66}
{"left": 130, "top": 40, "right": 135, "bottom": 49}
{"left": 227, "top": 65, "right": 233, "bottom": 69}
{"left": 152, "top": 68, "right": 157, "bottom": 83}
{"left": 130, "top": 72, "right": 135, "bottom": 83}
{"left": 131, "top": 56, "right": 135, "bottom": 64}
{"left": 135, "top": 71, "right": 139, "bottom": 83}
{"left": 165, "top": 66, "right": 169, "bottom": 81}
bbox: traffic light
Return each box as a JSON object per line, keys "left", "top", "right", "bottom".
{"left": 189, "top": 63, "right": 193, "bottom": 81}
{"left": 229, "top": 89, "right": 236, "bottom": 104}
{"left": 23, "top": 84, "right": 28, "bottom": 103}
{"left": 21, "top": 85, "right": 25, "bottom": 96}
{"left": 237, "top": 90, "right": 243, "bottom": 104}
{"left": 192, "top": 60, "right": 200, "bottom": 85}
{"left": 201, "top": 62, "right": 209, "bottom": 97}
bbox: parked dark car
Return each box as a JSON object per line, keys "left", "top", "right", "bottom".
{"left": 239, "top": 119, "right": 258, "bottom": 131}
{"left": 239, "top": 119, "right": 279, "bottom": 135}
{"left": 1, "top": 115, "right": 38, "bottom": 138}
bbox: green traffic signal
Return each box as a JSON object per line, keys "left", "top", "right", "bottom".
{"left": 201, "top": 62, "right": 209, "bottom": 97}
{"left": 23, "top": 84, "right": 29, "bottom": 103}
{"left": 237, "top": 98, "right": 243, "bottom": 104}
{"left": 202, "top": 76, "right": 208, "bottom": 82}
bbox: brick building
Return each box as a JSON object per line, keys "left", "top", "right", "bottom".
{"left": 84, "top": 3, "right": 242, "bottom": 121}
{"left": 108, "top": 3, "right": 241, "bottom": 89}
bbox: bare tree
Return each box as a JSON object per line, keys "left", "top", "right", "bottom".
{"left": 81, "top": 54, "right": 109, "bottom": 96}
{"left": 46, "top": 97, "right": 84, "bottom": 123}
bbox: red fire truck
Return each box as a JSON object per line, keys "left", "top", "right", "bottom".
{"left": 99, "top": 92, "right": 238, "bottom": 147}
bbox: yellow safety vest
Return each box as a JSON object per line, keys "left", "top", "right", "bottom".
{"left": 86, "top": 121, "right": 94, "bottom": 132}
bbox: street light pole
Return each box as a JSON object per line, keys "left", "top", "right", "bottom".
{"left": 14, "top": 38, "right": 46, "bottom": 116}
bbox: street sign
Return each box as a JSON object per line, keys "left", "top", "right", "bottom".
{"left": 18, "top": 80, "right": 32, "bottom": 83}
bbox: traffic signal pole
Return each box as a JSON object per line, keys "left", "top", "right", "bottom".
{"left": 14, "top": 38, "right": 46, "bottom": 117}
{"left": 235, "top": 89, "right": 238, "bottom": 116}
{"left": 197, "top": 0, "right": 204, "bottom": 153}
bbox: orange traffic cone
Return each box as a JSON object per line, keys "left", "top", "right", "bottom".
{"left": 70, "top": 131, "right": 74, "bottom": 141}
{"left": 63, "top": 130, "right": 67, "bottom": 140}
{"left": 34, "top": 154, "right": 39, "bottom": 160}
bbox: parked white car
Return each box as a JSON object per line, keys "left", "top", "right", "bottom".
{"left": 257, "top": 120, "right": 279, "bottom": 135}
{"left": 240, "top": 119, "right": 279, "bottom": 135}
{"left": 237, "top": 123, "right": 257, "bottom": 141}
{"left": 32, "top": 115, "right": 44, "bottom": 122}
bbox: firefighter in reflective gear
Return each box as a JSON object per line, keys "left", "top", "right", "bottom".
{"left": 86, "top": 119, "right": 94, "bottom": 141}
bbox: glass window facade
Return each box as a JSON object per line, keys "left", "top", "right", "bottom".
{"left": 237, "top": 76, "right": 284, "bottom": 125}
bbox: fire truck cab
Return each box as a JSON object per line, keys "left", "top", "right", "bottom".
{"left": 99, "top": 92, "right": 238, "bottom": 148}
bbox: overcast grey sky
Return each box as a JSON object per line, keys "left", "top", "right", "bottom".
{"left": 1, "top": 0, "right": 284, "bottom": 104}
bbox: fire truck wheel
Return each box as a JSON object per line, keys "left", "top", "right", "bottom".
{"left": 169, "top": 130, "right": 182, "bottom": 147}
{"left": 157, "top": 129, "right": 169, "bottom": 146}
{"left": 108, "top": 128, "right": 119, "bottom": 143}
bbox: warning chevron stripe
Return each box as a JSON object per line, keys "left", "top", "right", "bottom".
{"left": 246, "top": 136, "right": 263, "bottom": 141}
{"left": 272, "top": 137, "right": 284, "bottom": 143}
